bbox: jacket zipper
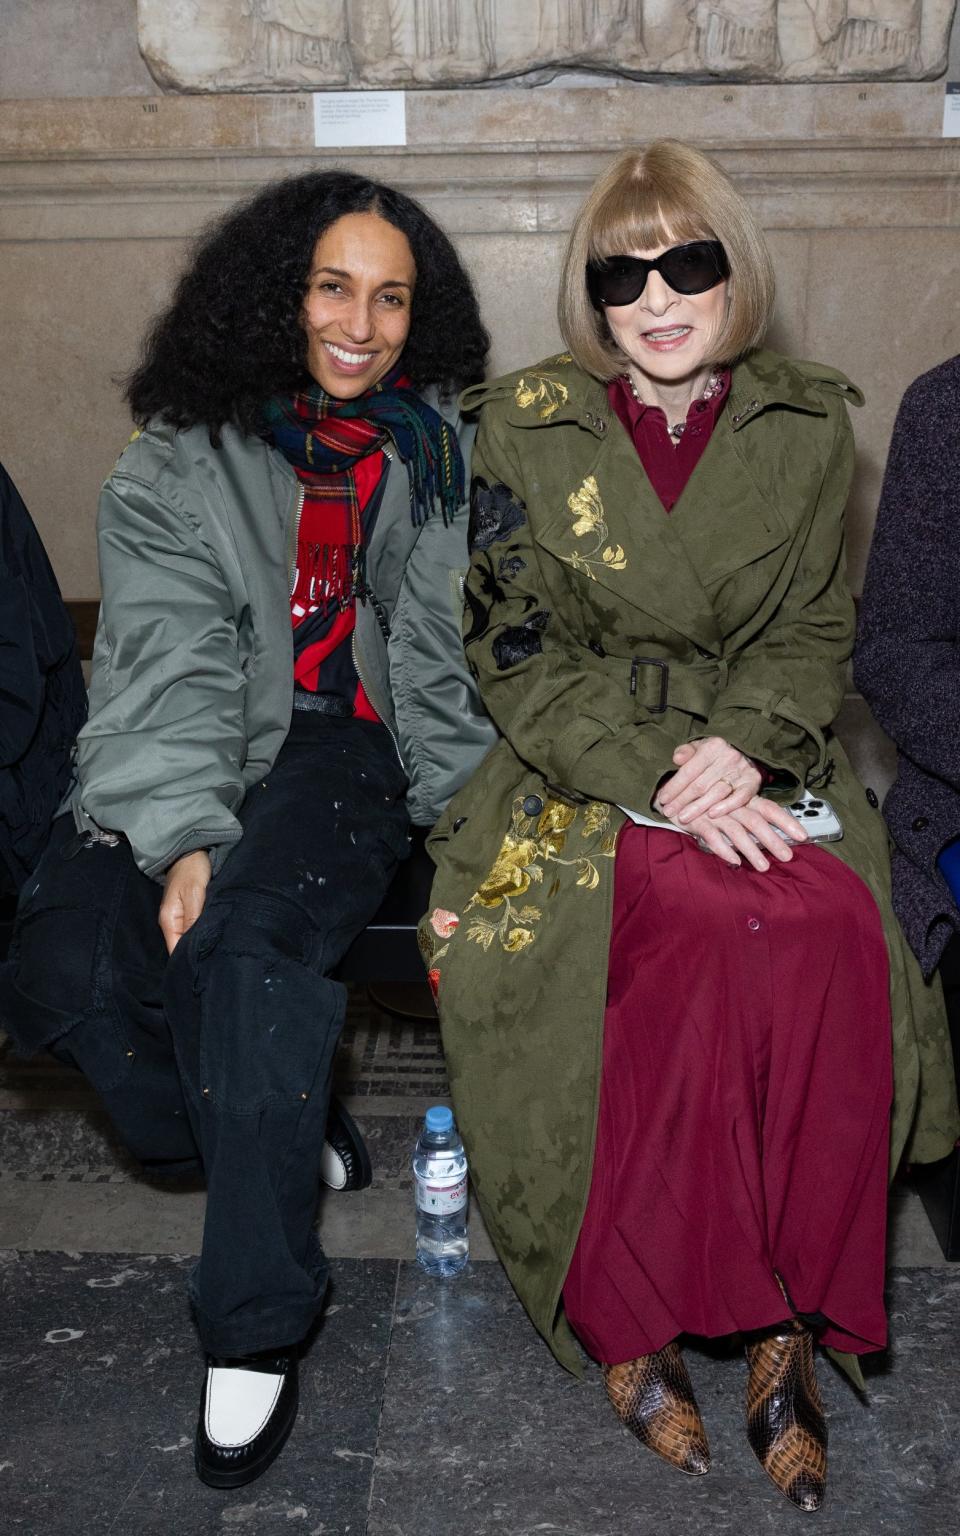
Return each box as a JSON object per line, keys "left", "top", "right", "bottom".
{"left": 352, "top": 628, "right": 406, "bottom": 773}
{"left": 287, "top": 484, "right": 305, "bottom": 597}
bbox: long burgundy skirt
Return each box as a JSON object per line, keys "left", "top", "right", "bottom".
{"left": 562, "top": 825, "right": 893, "bottom": 1365}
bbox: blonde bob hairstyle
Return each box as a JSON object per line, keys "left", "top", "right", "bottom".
{"left": 559, "top": 141, "right": 775, "bottom": 381}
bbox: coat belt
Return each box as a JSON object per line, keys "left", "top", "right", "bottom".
{"left": 625, "top": 655, "right": 724, "bottom": 719}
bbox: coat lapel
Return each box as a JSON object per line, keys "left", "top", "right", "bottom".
{"left": 668, "top": 352, "right": 844, "bottom": 591}
{"left": 533, "top": 418, "right": 725, "bottom": 652}
{"left": 668, "top": 413, "right": 792, "bottom": 591}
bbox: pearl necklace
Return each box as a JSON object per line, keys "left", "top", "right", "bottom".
{"left": 627, "top": 370, "right": 724, "bottom": 442}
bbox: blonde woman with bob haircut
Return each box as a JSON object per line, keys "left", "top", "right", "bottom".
{"left": 420, "top": 142, "right": 956, "bottom": 1513}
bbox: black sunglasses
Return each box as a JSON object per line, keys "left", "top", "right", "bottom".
{"left": 586, "top": 240, "right": 729, "bottom": 308}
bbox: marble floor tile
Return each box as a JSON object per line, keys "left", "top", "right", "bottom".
{"left": 888, "top": 1179, "right": 954, "bottom": 1267}
{"left": 0, "top": 1246, "right": 957, "bottom": 1532}
{"left": 0, "top": 1160, "right": 497, "bottom": 1263}
{"left": 0, "top": 1251, "right": 397, "bottom": 1535}
{"left": 317, "top": 1186, "right": 496, "bottom": 1263}
{"left": 0, "top": 1158, "right": 934, "bottom": 1273}
{"left": 0, "top": 1096, "right": 495, "bottom": 1260}
{"left": 25, "top": 1179, "right": 208, "bottom": 1254}
{"left": 367, "top": 1263, "right": 960, "bottom": 1536}
{"left": 0, "top": 1175, "right": 45, "bottom": 1247}
{"left": 0, "top": 1104, "right": 139, "bottom": 1179}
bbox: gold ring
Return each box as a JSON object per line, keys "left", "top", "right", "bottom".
{"left": 716, "top": 778, "right": 733, "bottom": 795}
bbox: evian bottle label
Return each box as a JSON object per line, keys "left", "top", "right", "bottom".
{"left": 415, "top": 1171, "right": 467, "bottom": 1216}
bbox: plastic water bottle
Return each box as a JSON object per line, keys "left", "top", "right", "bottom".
{"left": 413, "top": 1105, "right": 469, "bottom": 1276}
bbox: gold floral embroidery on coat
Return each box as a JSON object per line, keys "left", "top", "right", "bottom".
{"left": 514, "top": 369, "right": 570, "bottom": 421}
{"left": 464, "top": 797, "right": 616, "bottom": 955}
{"left": 562, "top": 475, "right": 627, "bottom": 577}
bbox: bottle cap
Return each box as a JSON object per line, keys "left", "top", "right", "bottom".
{"left": 425, "top": 1105, "right": 454, "bottom": 1134}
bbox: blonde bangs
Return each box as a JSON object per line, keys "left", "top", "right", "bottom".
{"left": 586, "top": 188, "right": 714, "bottom": 264}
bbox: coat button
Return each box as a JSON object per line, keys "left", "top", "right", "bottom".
{"left": 866, "top": 788, "right": 879, "bottom": 808}
{"left": 912, "top": 816, "right": 929, "bottom": 832}
{"left": 747, "top": 916, "right": 761, "bottom": 932}
{"left": 522, "top": 795, "right": 544, "bottom": 817}
{"left": 452, "top": 817, "right": 468, "bottom": 833}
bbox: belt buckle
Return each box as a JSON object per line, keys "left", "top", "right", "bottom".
{"left": 634, "top": 657, "right": 669, "bottom": 713}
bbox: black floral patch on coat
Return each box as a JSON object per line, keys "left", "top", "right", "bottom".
{"left": 470, "top": 477, "right": 528, "bottom": 551}
{"left": 497, "top": 553, "right": 527, "bottom": 580}
{"left": 492, "top": 610, "right": 551, "bottom": 671}
{"left": 463, "top": 547, "right": 534, "bottom": 650}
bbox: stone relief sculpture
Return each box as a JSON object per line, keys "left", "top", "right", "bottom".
{"left": 814, "top": 0, "right": 923, "bottom": 70}
{"left": 238, "top": 1, "right": 351, "bottom": 83}
{"left": 137, "top": 0, "right": 955, "bottom": 90}
{"left": 695, "top": 1, "right": 781, "bottom": 74}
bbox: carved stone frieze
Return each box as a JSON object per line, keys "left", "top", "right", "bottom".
{"left": 137, "top": 1, "right": 957, "bottom": 91}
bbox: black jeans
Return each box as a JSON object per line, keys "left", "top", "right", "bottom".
{"left": 0, "top": 711, "right": 410, "bottom": 1354}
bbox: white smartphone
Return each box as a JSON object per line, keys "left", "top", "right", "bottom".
{"left": 777, "top": 790, "right": 843, "bottom": 843}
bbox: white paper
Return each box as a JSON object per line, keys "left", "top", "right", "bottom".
{"left": 943, "top": 83, "right": 960, "bottom": 137}
{"left": 313, "top": 91, "right": 407, "bottom": 148}
{"left": 617, "top": 807, "right": 689, "bottom": 835}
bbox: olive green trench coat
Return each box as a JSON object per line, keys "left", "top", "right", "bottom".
{"left": 419, "top": 349, "right": 959, "bottom": 1380}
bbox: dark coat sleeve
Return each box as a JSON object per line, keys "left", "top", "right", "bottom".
{"left": 854, "top": 370, "right": 960, "bottom": 790}
{"left": 0, "top": 571, "right": 44, "bottom": 766}
{"left": 0, "top": 466, "right": 45, "bottom": 765}
{"left": 0, "top": 460, "right": 87, "bottom": 889}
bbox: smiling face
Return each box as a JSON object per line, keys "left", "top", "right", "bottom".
{"left": 602, "top": 236, "right": 728, "bottom": 399}
{"left": 301, "top": 211, "right": 416, "bottom": 398}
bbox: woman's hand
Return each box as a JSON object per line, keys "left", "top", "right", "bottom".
{"left": 657, "top": 737, "right": 762, "bottom": 823}
{"left": 662, "top": 794, "right": 807, "bottom": 872}
{"left": 159, "top": 849, "right": 212, "bottom": 955}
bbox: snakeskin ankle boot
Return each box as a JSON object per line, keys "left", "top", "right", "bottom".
{"left": 745, "top": 1320, "right": 827, "bottom": 1512}
{"left": 603, "top": 1341, "right": 710, "bottom": 1475}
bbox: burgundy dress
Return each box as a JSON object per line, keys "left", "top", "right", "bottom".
{"left": 561, "top": 378, "right": 893, "bottom": 1364}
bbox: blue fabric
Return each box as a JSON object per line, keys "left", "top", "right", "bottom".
{"left": 937, "top": 837, "right": 960, "bottom": 906}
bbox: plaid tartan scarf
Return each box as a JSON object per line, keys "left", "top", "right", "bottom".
{"left": 261, "top": 366, "right": 465, "bottom": 527}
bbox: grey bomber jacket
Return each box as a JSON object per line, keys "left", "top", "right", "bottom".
{"left": 70, "top": 388, "right": 495, "bottom": 879}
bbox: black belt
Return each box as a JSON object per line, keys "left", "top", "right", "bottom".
{"left": 292, "top": 690, "right": 354, "bottom": 717}
{"left": 628, "top": 657, "right": 719, "bottom": 718}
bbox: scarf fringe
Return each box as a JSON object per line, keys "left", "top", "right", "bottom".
{"left": 263, "top": 372, "right": 466, "bottom": 527}
{"left": 301, "top": 541, "right": 368, "bottom": 615}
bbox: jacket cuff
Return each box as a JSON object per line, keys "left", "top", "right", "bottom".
{"left": 145, "top": 828, "right": 242, "bottom": 883}
{"left": 702, "top": 705, "right": 821, "bottom": 791}
{"left": 552, "top": 715, "right": 676, "bottom": 817}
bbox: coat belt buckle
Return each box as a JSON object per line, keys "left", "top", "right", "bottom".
{"left": 631, "top": 657, "right": 669, "bottom": 713}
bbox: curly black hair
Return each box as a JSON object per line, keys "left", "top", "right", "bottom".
{"left": 125, "top": 170, "right": 489, "bottom": 436}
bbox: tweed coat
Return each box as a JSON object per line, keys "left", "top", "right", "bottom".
{"left": 855, "top": 356, "right": 960, "bottom": 978}
{"left": 420, "top": 348, "right": 960, "bottom": 1376}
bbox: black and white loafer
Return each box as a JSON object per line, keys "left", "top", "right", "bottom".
{"left": 320, "top": 1096, "right": 373, "bottom": 1192}
{"left": 195, "top": 1350, "right": 299, "bottom": 1489}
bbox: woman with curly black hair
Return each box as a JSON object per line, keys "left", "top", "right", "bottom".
{"left": 0, "top": 170, "right": 492, "bottom": 1489}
